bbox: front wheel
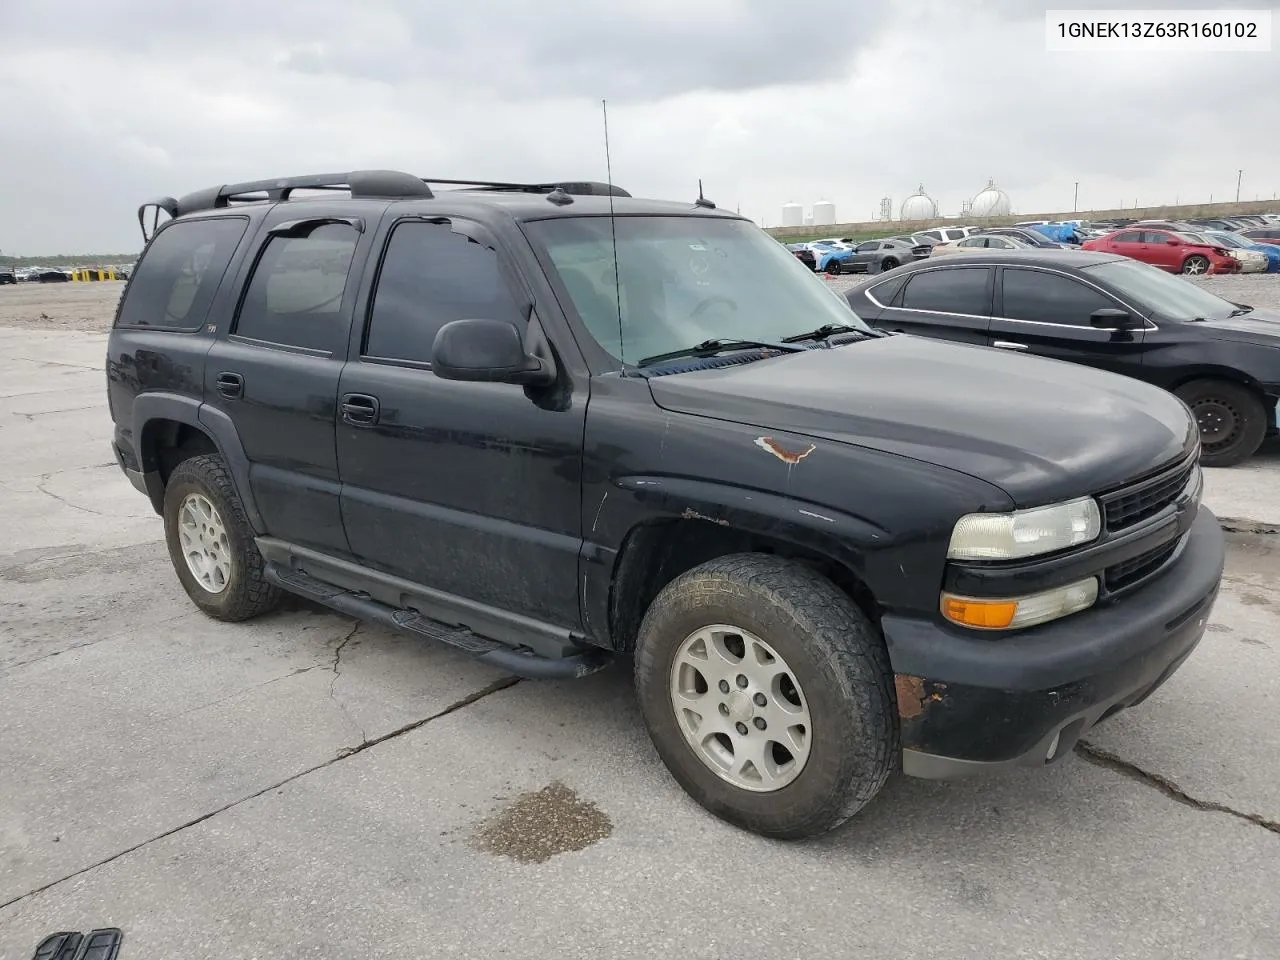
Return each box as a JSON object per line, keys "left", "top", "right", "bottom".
{"left": 1181, "top": 255, "right": 1210, "bottom": 275}
{"left": 163, "top": 454, "right": 281, "bottom": 621}
{"left": 1175, "top": 379, "right": 1267, "bottom": 467}
{"left": 634, "top": 554, "right": 898, "bottom": 840}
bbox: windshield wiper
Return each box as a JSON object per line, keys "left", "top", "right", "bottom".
{"left": 781, "top": 323, "right": 877, "bottom": 344}
{"left": 1229, "top": 304, "right": 1253, "bottom": 317}
{"left": 637, "top": 338, "right": 805, "bottom": 368}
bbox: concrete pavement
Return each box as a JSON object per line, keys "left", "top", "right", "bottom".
{"left": 1, "top": 326, "right": 1277, "bottom": 960}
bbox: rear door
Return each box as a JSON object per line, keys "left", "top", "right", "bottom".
{"left": 1139, "top": 230, "right": 1181, "bottom": 270}
{"left": 986, "top": 265, "right": 1148, "bottom": 376}
{"left": 1104, "top": 229, "right": 1144, "bottom": 260}
{"left": 204, "top": 209, "right": 378, "bottom": 555}
{"left": 871, "top": 263, "right": 994, "bottom": 344}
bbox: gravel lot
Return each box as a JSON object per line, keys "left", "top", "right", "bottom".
{"left": 1, "top": 280, "right": 1279, "bottom": 958}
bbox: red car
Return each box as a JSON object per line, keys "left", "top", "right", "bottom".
{"left": 1082, "top": 228, "right": 1239, "bottom": 275}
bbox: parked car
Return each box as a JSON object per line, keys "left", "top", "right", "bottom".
{"left": 108, "top": 169, "right": 1226, "bottom": 840}
{"left": 931, "top": 234, "right": 1034, "bottom": 256}
{"left": 806, "top": 241, "right": 856, "bottom": 275}
{"left": 36, "top": 268, "right": 70, "bottom": 282}
{"left": 0, "top": 267, "right": 16, "bottom": 285}
{"left": 836, "top": 238, "right": 920, "bottom": 274}
{"left": 1193, "top": 231, "right": 1272, "bottom": 273}
{"left": 916, "top": 225, "right": 976, "bottom": 244}
{"left": 844, "top": 249, "right": 1279, "bottom": 466}
{"left": 976, "top": 227, "right": 1070, "bottom": 249}
{"left": 786, "top": 243, "right": 817, "bottom": 271}
{"left": 1240, "top": 227, "right": 1280, "bottom": 247}
{"left": 1082, "top": 228, "right": 1240, "bottom": 275}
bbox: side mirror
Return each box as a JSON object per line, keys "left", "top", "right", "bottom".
{"left": 1090, "top": 307, "right": 1140, "bottom": 330}
{"left": 431, "top": 318, "right": 555, "bottom": 386}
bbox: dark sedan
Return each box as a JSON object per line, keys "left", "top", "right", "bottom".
{"left": 786, "top": 243, "right": 817, "bottom": 270}
{"left": 842, "top": 249, "right": 1280, "bottom": 467}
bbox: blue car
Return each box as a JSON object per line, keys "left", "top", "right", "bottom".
{"left": 806, "top": 241, "right": 856, "bottom": 275}
{"left": 1204, "top": 230, "right": 1280, "bottom": 273}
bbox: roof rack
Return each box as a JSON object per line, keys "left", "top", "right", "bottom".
{"left": 136, "top": 169, "right": 631, "bottom": 241}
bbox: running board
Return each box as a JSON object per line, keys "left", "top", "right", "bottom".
{"left": 265, "top": 564, "right": 611, "bottom": 680}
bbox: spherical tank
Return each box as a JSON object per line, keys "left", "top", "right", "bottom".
{"left": 812, "top": 200, "right": 836, "bottom": 225}
{"left": 970, "top": 178, "right": 1012, "bottom": 217}
{"left": 781, "top": 202, "right": 804, "bottom": 227}
{"left": 899, "top": 184, "right": 937, "bottom": 221}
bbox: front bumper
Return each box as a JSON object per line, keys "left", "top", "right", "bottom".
{"left": 883, "top": 506, "right": 1225, "bottom": 778}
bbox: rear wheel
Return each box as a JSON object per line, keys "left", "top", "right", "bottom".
{"left": 1175, "top": 379, "right": 1267, "bottom": 467}
{"left": 824, "top": 259, "right": 842, "bottom": 276}
{"left": 880, "top": 257, "right": 899, "bottom": 271}
{"left": 1181, "top": 255, "right": 1210, "bottom": 275}
{"left": 163, "top": 454, "right": 281, "bottom": 621}
{"left": 634, "top": 553, "right": 898, "bottom": 840}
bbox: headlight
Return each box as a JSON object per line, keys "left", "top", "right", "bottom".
{"left": 947, "top": 497, "right": 1101, "bottom": 561}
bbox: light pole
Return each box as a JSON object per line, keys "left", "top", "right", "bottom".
{"left": 1073, "top": 181, "right": 1078, "bottom": 212}
{"left": 1236, "top": 169, "right": 1243, "bottom": 203}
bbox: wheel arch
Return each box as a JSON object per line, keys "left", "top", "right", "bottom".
{"left": 131, "top": 393, "right": 265, "bottom": 530}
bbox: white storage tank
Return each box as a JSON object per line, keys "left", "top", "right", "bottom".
{"left": 899, "top": 185, "right": 938, "bottom": 221}
{"left": 970, "top": 179, "right": 1012, "bottom": 217}
{"left": 781, "top": 202, "right": 804, "bottom": 227}
{"left": 812, "top": 199, "right": 836, "bottom": 225}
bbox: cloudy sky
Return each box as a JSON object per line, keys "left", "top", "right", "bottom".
{"left": 1, "top": 0, "right": 1275, "bottom": 254}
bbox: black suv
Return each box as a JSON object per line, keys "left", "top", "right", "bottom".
{"left": 843, "top": 250, "right": 1280, "bottom": 467}
{"left": 108, "top": 170, "right": 1225, "bottom": 839}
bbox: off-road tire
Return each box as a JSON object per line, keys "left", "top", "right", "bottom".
{"left": 163, "top": 454, "right": 281, "bottom": 621}
{"left": 634, "top": 553, "right": 898, "bottom": 840}
{"left": 1175, "top": 379, "right": 1267, "bottom": 467}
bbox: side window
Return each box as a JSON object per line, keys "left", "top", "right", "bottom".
{"left": 116, "top": 218, "right": 249, "bottom": 330}
{"left": 900, "top": 268, "right": 991, "bottom": 315}
{"left": 1001, "top": 269, "right": 1114, "bottom": 326}
{"left": 989, "top": 238, "right": 1014, "bottom": 249}
{"left": 233, "top": 223, "right": 359, "bottom": 353}
{"left": 920, "top": 230, "right": 943, "bottom": 242}
{"left": 1113, "top": 231, "right": 1141, "bottom": 243}
{"left": 866, "top": 273, "right": 907, "bottom": 306}
{"left": 364, "top": 220, "right": 526, "bottom": 365}
{"left": 957, "top": 237, "right": 984, "bottom": 248}
{"left": 1141, "top": 231, "right": 1171, "bottom": 244}
{"left": 856, "top": 241, "right": 880, "bottom": 253}
{"left": 945, "top": 229, "right": 967, "bottom": 241}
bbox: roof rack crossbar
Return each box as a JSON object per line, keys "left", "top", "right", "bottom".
{"left": 424, "top": 177, "right": 631, "bottom": 198}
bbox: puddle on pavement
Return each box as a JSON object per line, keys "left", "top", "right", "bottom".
{"left": 471, "top": 781, "right": 613, "bottom": 864}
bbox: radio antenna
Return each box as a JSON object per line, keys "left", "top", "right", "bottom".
{"left": 602, "top": 98, "right": 624, "bottom": 366}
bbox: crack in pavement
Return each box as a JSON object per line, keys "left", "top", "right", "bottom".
{"left": 1076, "top": 741, "right": 1280, "bottom": 836}
{"left": 12, "top": 405, "right": 102, "bottom": 422}
{"left": 0, "top": 613, "right": 193, "bottom": 677}
{"left": 34, "top": 473, "right": 108, "bottom": 517}
{"left": 158, "top": 662, "right": 331, "bottom": 723}
{"left": 12, "top": 357, "right": 102, "bottom": 371}
{"left": 0, "top": 674, "right": 522, "bottom": 911}
{"left": 327, "top": 621, "right": 366, "bottom": 744}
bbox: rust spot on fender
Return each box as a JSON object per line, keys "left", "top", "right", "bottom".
{"left": 754, "top": 436, "right": 816, "bottom": 464}
{"left": 681, "top": 507, "right": 729, "bottom": 526}
{"left": 895, "top": 675, "right": 927, "bottom": 719}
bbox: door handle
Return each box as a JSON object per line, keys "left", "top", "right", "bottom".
{"left": 215, "top": 372, "right": 244, "bottom": 399}
{"left": 340, "top": 393, "right": 380, "bottom": 425}
{"left": 992, "top": 340, "right": 1029, "bottom": 351}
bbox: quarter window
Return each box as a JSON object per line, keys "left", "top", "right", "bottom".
{"left": 900, "top": 267, "right": 991, "bottom": 315}
{"left": 1113, "top": 231, "right": 1142, "bottom": 243}
{"left": 364, "top": 220, "right": 526, "bottom": 365}
{"left": 1001, "top": 269, "right": 1115, "bottom": 326}
{"left": 234, "top": 222, "right": 359, "bottom": 352}
{"left": 116, "top": 217, "right": 248, "bottom": 330}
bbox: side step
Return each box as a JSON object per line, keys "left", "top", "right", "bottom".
{"left": 265, "top": 564, "right": 611, "bottom": 680}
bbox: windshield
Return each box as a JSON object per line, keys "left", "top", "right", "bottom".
{"left": 1081, "top": 258, "right": 1239, "bottom": 321}
{"left": 1206, "top": 232, "right": 1244, "bottom": 248}
{"left": 526, "top": 215, "right": 870, "bottom": 364}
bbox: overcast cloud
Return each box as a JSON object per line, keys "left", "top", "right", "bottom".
{"left": 0, "top": 0, "right": 1275, "bottom": 254}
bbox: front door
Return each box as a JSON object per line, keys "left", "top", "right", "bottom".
{"left": 986, "top": 265, "right": 1148, "bottom": 375}
{"left": 873, "top": 264, "right": 994, "bottom": 345}
{"left": 335, "top": 215, "right": 588, "bottom": 630}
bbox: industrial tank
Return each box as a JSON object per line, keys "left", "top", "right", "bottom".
{"left": 811, "top": 200, "right": 836, "bottom": 225}
{"left": 970, "top": 179, "right": 1012, "bottom": 217}
{"left": 899, "top": 185, "right": 938, "bottom": 221}
{"left": 781, "top": 202, "right": 804, "bottom": 227}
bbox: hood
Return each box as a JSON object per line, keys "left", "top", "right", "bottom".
{"left": 1197, "top": 308, "right": 1280, "bottom": 346}
{"left": 647, "top": 336, "right": 1196, "bottom": 507}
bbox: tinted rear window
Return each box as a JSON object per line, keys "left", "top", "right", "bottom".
{"left": 116, "top": 217, "right": 248, "bottom": 329}
{"left": 900, "top": 267, "right": 991, "bottom": 315}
